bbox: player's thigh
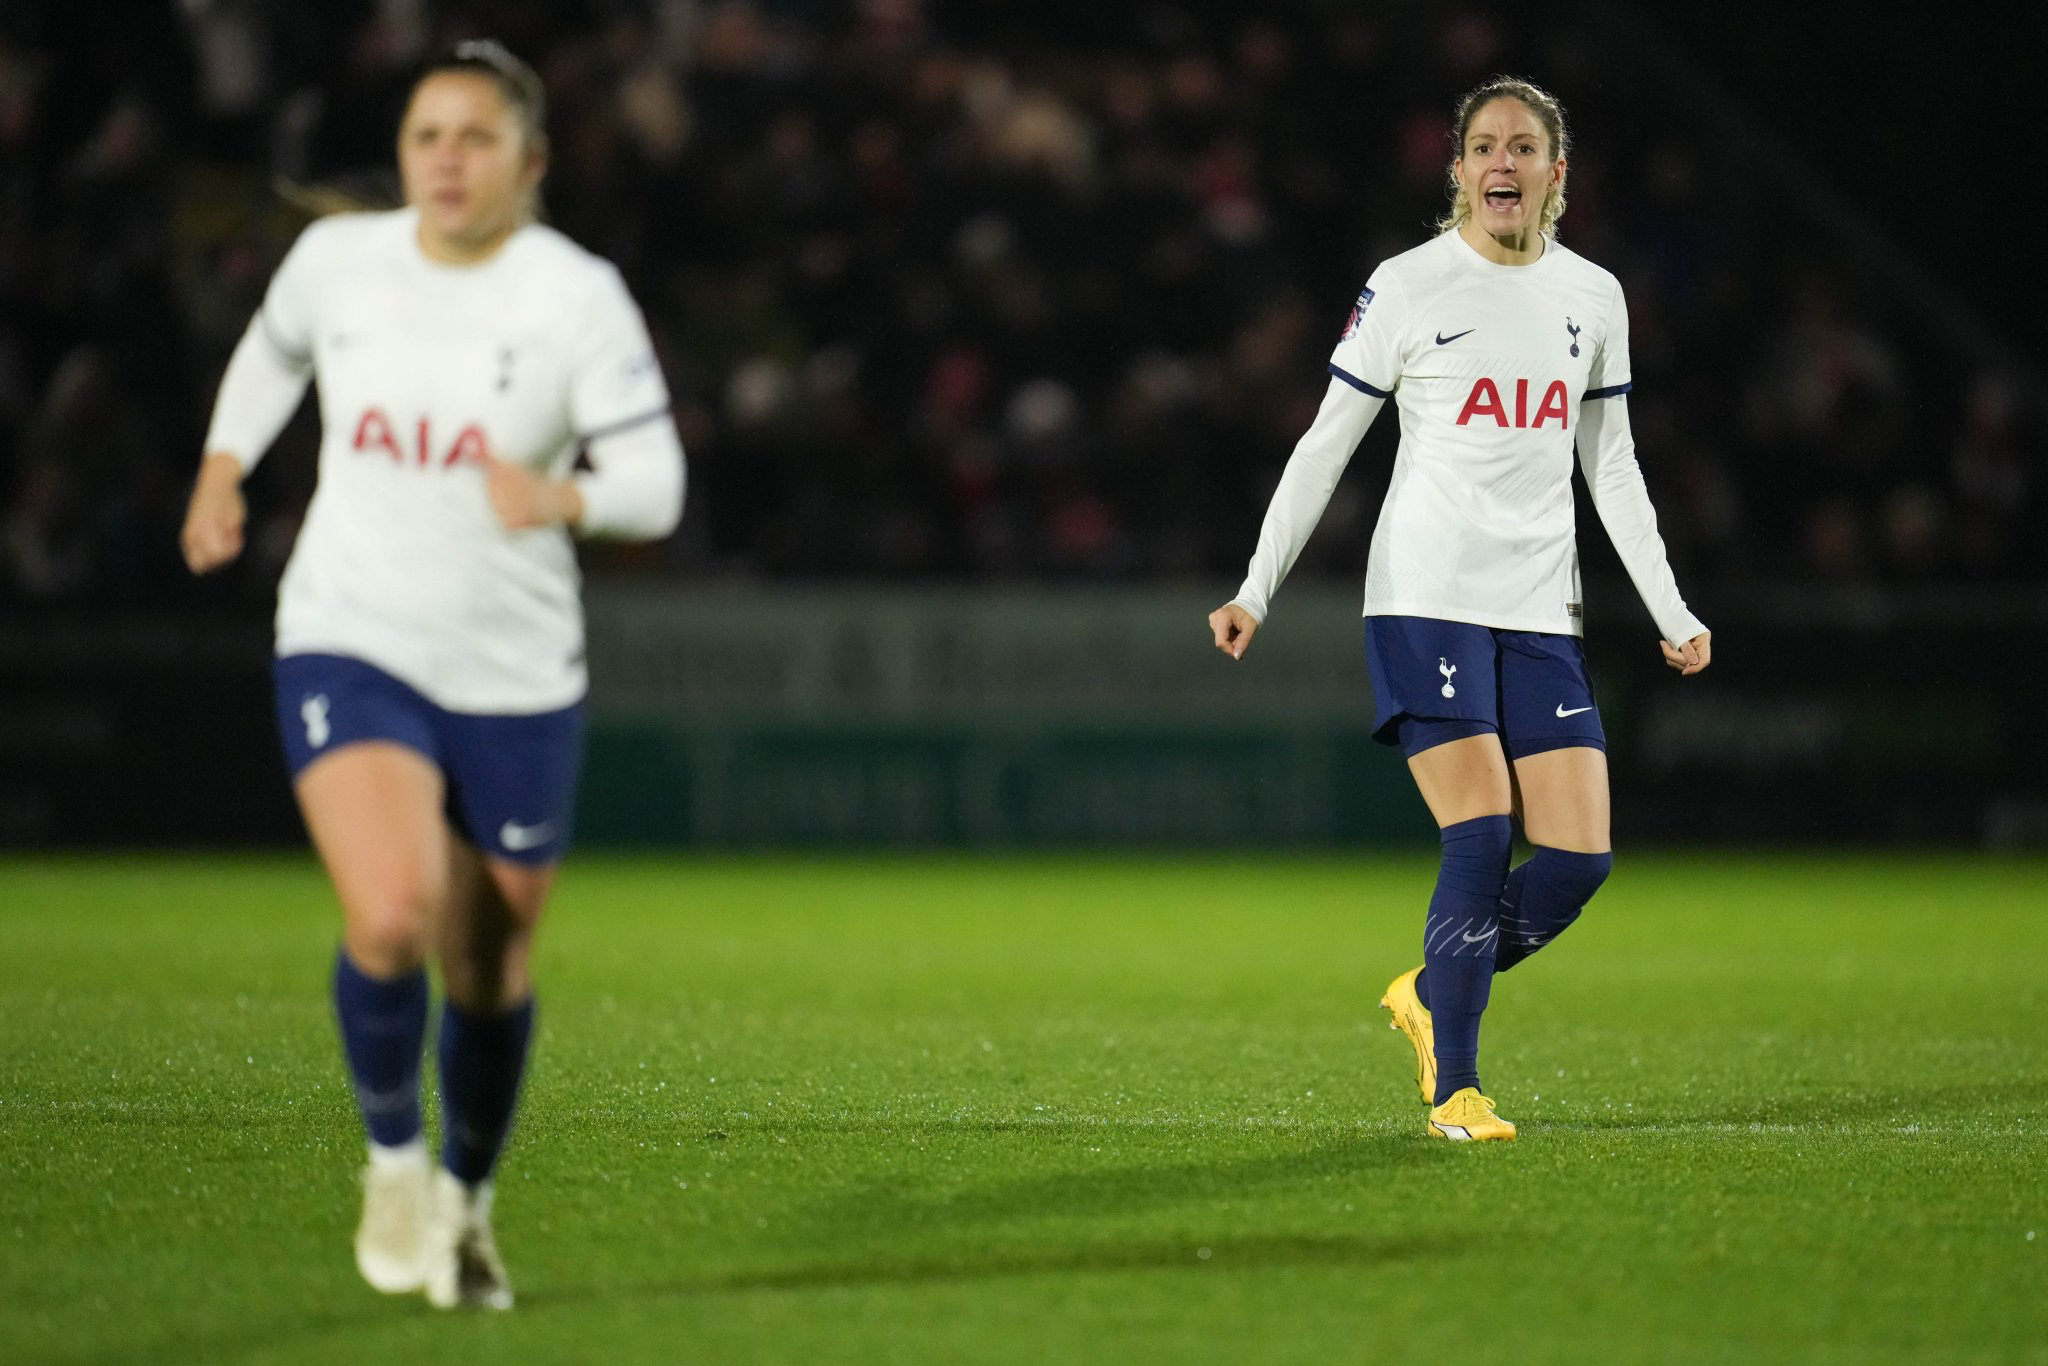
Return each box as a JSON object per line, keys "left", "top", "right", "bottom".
{"left": 276, "top": 653, "right": 454, "bottom": 944}
{"left": 432, "top": 700, "right": 579, "bottom": 990}
{"left": 1511, "top": 745, "right": 1610, "bottom": 853}
{"left": 295, "top": 741, "right": 452, "bottom": 940}
{"left": 1406, "top": 732, "right": 1514, "bottom": 828}
{"left": 444, "top": 840, "right": 557, "bottom": 940}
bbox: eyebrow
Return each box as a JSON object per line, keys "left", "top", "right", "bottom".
{"left": 1465, "top": 132, "right": 1547, "bottom": 150}
{"left": 407, "top": 119, "right": 501, "bottom": 136}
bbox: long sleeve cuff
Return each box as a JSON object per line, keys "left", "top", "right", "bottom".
{"left": 573, "top": 414, "right": 686, "bottom": 540}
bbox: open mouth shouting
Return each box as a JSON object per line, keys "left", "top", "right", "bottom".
{"left": 1452, "top": 96, "right": 1561, "bottom": 260}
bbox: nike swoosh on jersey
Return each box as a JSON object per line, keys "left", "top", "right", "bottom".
{"left": 1461, "top": 927, "right": 1496, "bottom": 943}
{"left": 1434, "top": 329, "right": 1475, "bottom": 345}
{"left": 1555, "top": 704, "right": 1594, "bottom": 718}
{"left": 499, "top": 819, "right": 556, "bottom": 851}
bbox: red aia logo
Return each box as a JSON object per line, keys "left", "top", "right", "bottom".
{"left": 1454, "top": 378, "right": 1569, "bottom": 429}
{"left": 351, "top": 409, "right": 490, "bottom": 466}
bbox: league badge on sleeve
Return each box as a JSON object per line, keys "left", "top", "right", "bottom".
{"left": 1340, "top": 287, "right": 1376, "bottom": 341}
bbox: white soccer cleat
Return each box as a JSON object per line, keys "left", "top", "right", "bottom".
{"left": 423, "top": 1169, "right": 515, "bottom": 1310}
{"left": 354, "top": 1146, "right": 432, "bottom": 1293}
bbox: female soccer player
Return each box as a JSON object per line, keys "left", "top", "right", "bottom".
{"left": 181, "top": 41, "right": 684, "bottom": 1304}
{"left": 1208, "top": 77, "right": 1709, "bottom": 1143}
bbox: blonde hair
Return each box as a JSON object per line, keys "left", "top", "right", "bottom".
{"left": 274, "top": 173, "right": 396, "bottom": 218}
{"left": 1436, "top": 77, "right": 1570, "bottom": 238}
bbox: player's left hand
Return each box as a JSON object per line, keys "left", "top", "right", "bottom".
{"left": 483, "top": 455, "right": 583, "bottom": 531}
{"left": 1208, "top": 602, "right": 1261, "bottom": 660}
{"left": 1659, "top": 630, "right": 1711, "bottom": 676}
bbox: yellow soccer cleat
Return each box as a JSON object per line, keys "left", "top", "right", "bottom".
{"left": 1379, "top": 966, "right": 1436, "bottom": 1105}
{"left": 1427, "top": 1087, "right": 1517, "bottom": 1142}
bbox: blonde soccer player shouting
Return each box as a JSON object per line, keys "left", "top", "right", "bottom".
{"left": 182, "top": 41, "right": 684, "bottom": 1305}
{"left": 1210, "top": 77, "right": 1709, "bottom": 1143}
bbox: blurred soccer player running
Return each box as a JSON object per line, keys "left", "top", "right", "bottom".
{"left": 182, "top": 41, "right": 684, "bottom": 1305}
{"left": 1210, "top": 78, "right": 1709, "bottom": 1142}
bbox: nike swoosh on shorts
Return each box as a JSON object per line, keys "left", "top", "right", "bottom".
{"left": 499, "top": 820, "right": 555, "bottom": 851}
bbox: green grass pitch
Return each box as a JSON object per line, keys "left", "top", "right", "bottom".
{"left": 3, "top": 852, "right": 2044, "bottom": 1364}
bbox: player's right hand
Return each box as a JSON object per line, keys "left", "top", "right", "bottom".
{"left": 1208, "top": 602, "right": 1260, "bottom": 660}
{"left": 1659, "top": 629, "right": 1712, "bottom": 676}
{"left": 181, "top": 452, "right": 247, "bottom": 574}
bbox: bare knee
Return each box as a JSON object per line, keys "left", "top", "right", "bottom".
{"left": 342, "top": 883, "right": 441, "bottom": 976}
{"left": 441, "top": 927, "right": 535, "bottom": 1012}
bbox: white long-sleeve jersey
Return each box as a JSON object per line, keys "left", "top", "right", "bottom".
{"left": 204, "top": 208, "right": 685, "bottom": 713}
{"left": 1232, "top": 229, "right": 1704, "bottom": 648}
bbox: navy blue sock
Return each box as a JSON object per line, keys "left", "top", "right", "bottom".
{"left": 438, "top": 997, "right": 536, "bottom": 1186}
{"left": 332, "top": 950, "right": 429, "bottom": 1148}
{"left": 1495, "top": 847, "right": 1612, "bottom": 974}
{"left": 1420, "top": 814, "right": 1512, "bottom": 1104}
{"left": 1412, "top": 850, "right": 1517, "bottom": 1010}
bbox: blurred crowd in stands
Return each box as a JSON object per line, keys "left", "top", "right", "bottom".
{"left": 0, "top": 0, "right": 2038, "bottom": 607}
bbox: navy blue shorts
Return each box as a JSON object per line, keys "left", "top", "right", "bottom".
{"left": 273, "top": 653, "right": 583, "bottom": 865}
{"left": 1364, "top": 615, "right": 1606, "bottom": 760}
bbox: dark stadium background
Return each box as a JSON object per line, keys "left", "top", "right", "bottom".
{"left": 1, "top": 1, "right": 2040, "bottom": 850}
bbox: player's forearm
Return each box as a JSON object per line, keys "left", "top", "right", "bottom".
{"left": 572, "top": 418, "right": 685, "bottom": 539}
{"left": 203, "top": 316, "right": 313, "bottom": 475}
{"left": 1578, "top": 400, "right": 1706, "bottom": 644}
{"left": 1232, "top": 378, "right": 1382, "bottom": 621}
